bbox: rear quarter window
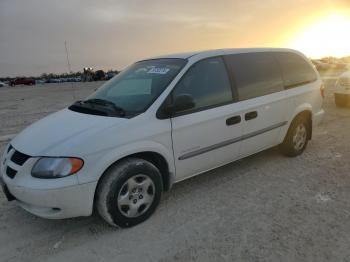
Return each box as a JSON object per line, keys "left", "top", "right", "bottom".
{"left": 274, "top": 52, "right": 317, "bottom": 88}
{"left": 224, "top": 52, "right": 284, "bottom": 101}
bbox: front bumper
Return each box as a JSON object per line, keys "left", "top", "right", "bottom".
{"left": 1, "top": 145, "right": 97, "bottom": 219}
{"left": 5, "top": 181, "right": 97, "bottom": 219}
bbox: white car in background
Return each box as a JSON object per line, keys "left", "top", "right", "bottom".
{"left": 0, "top": 81, "right": 7, "bottom": 87}
{"left": 1, "top": 48, "right": 324, "bottom": 228}
{"left": 335, "top": 71, "right": 350, "bottom": 107}
{"left": 312, "top": 60, "right": 331, "bottom": 71}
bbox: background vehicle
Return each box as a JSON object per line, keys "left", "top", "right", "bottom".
{"left": 1, "top": 48, "right": 324, "bottom": 228}
{"left": 312, "top": 60, "right": 331, "bottom": 71}
{"left": 333, "top": 62, "right": 347, "bottom": 70}
{"left": 45, "top": 78, "right": 61, "bottom": 83}
{"left": 82, "top": 68, "right": 107, "bottom": 81}
{"left": 0, "top": 81, "right": 7, "bottom": 87}
{"left": 9, "top": 78, "right": 35, "bottom": 86}
{"left": 93, "top": 70, "right": 106, "bottom": 81}
{"left": 105, "top": 72, "right": 116, "bottom": 80}
{"left": 335, "top": 71, "right": 350, "bottom": 107}
{"left": 35, "top": 80, "right": 45, "bottom": 85}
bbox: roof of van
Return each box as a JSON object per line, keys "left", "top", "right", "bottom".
{"left": 145, "top": 48, "right": 302, "bottom": 60}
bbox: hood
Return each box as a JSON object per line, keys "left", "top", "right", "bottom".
{"left": 11, "top": 108, "right": 127, "bottom": 156}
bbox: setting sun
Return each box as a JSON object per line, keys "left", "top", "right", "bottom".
{"left": 289, "top": 12, "right": 350, "bottom": 58}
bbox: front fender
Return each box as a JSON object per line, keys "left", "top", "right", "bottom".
{"left": 77, "top": 140, "right": 175, "bottom": 184}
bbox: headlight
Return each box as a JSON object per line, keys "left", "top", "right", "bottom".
{"left": 31, "top": 157, "right": 84, "bottom": 179}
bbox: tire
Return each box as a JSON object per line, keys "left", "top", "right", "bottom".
{"left": 279, "top": 116, "right": 310, "bottom": 157}
{"left": 335, "top": 95, "right": 347, "bottom": 107}
{"left": 96, "top": 158, "right": 163, "bottom": 228}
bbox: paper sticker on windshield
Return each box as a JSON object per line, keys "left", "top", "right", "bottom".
{"left": 147, "top": 68, "right": 170, "bottom": 75}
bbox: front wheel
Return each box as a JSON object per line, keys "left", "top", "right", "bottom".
{"left": 279, "top": 117, "right": 310, "bottom": 157}
{"left": 96, "top": 158, "right": 163, "bottom": 228}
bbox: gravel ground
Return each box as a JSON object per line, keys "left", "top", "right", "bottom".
{"left": 1, "top": 76, "right": 350, "bottom": 262}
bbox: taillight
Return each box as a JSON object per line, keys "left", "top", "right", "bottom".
{"left": 320, "top": 83, "right": 325, "bottom": 98}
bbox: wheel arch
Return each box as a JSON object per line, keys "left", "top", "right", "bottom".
{"left": 93, "top": 149, "right": 174, "bottom": 208}
{"left": 287, "top": 109, "right": 313, "bottom": 140}
{"left": 123, "top": 151, "right": 173, "bottom": 191}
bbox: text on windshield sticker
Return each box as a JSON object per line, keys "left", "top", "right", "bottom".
{"left": 147, "top": 68, "right": 170, "bottom": 75}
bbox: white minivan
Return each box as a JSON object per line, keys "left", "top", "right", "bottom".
{"left": 1, "top": 48, "right": 324, "bottom": 227}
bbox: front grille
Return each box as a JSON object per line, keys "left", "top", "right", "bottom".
{"left": 11, "top": 150, "right": 31, "bottom": 166}
{"left": 3, "top": 145, "right": 32, "bottom": 179}
{"left": 6, "top": 166, "right": 17, "bottom": 179}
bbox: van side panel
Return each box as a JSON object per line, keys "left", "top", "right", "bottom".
{"left": 274, "top": 51, "right": 324, "bottom": 143}
{"left": 224, "top": 52, "right": 293, "bottom": 156}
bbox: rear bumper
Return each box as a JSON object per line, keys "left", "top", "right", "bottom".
{"left": 335, "top": 93, "right": 350, "bottom": 98}
{"left": 5, "top": 180, "right": 97, "bottom": 219}
{"left": 334, "top": 83, "right": 350, "bottom": 95}
{"left": 313, "top": 109, "right": 325, "bottom": 127}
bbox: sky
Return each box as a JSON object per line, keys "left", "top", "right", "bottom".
{"left": 0, "top": 0, "right": 349, "bottom": 77}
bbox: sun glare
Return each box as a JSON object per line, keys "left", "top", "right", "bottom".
{"left": 289, "top": 13, "right": 350, "bottom": 58}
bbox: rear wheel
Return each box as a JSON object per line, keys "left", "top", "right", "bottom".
{"left": 279, "top": 116, "right": 310, "bottom": 157}
{"left": 96, "top": 158, "right": 163, "bottom": 228}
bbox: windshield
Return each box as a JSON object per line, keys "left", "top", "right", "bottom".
{"left": 85, "top": 58, "right": 186, "bottom": 117}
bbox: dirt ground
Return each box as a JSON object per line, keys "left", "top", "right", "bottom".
{"left": 1, "top": 75, "right": 350, "bottom": 262}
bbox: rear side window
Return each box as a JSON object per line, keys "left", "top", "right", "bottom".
{"left": 275, "top": 52, "right": 317, "bottom": 88}
{"left": 224, "top": 53, "right": 284, "bottom": 101}
{"left": 172, "top": 57, "right": 233, "bottom": 113}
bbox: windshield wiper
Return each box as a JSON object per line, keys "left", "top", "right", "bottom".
{"left": 83, "top": 98, "right": 126, "bottom": 116}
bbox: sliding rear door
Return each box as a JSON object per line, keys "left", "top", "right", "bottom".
{"left": 224, "top": 52, "right": 292, "bottom": 157}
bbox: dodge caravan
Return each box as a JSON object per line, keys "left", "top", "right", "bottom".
{"left": 1, "top": 48, "right": 324, "bottom": 227}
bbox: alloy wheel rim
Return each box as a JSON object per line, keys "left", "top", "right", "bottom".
{"left": 117, "top": 174, "right": 155, "bottom": 218}
{"left": 293, "top": 124, "right": 307, "bottom": 151}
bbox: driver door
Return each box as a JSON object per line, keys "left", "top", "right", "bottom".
{"left": 170, "top": 57, "right": 244, "bottom": 181}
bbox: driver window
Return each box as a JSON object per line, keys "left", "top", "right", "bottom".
{"left": 172, "top": 57, "right": 233, "bottom": 113}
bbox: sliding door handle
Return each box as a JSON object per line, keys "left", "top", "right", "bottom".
{"left": 226, "top": 115, "right": 241, "bottom": 126}
{"left": 245, "top": 111, "right": 258, "bottom": 121}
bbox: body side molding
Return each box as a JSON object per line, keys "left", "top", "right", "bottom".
{"left": 178, "top": 121, "right": 288, "bottom": 160}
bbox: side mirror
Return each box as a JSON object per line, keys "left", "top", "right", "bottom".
{"left": 162, "top": 94, "right": 195, "bottom": 117}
